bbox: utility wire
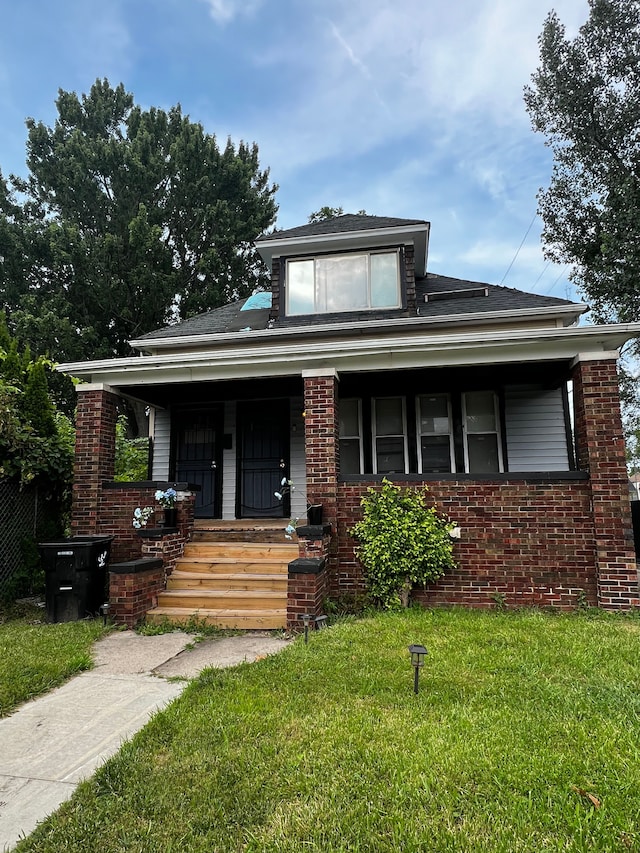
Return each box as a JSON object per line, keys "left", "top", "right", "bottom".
{"left": 543, "top": 265, "right": 568, "bottom": 294}
{"left": 499, "top": 212, "right": 538, "bottom": 286}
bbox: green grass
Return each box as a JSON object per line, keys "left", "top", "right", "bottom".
{"left": 0, "top": 603, "right": 107, "bottom": 716}
{"left": 15, "top": 608, "right": 640, "bottom": 852}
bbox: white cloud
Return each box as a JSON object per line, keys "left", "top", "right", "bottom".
{"left": 201, "top": 0, "right": 263, "bottom": 24}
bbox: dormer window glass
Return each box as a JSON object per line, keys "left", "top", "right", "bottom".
{"left": 286, "top": 250, "right": 400, "bottom": 316}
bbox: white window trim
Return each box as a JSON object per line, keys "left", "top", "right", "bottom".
{"left": 416, "top": 394, "right": 455, "bottom": 474}
{"left": 372, "top": 396, "right": 409, "bottom": 475}
{"left": 339, "top": 398, "right": 364, "bottom": 475}
{"left": 285, "top": 249, "right": 401, "bottom": 316}
{"left": 462, "top": 391, "right": 504, "bottom": 474}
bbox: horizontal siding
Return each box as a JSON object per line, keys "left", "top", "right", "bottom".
{"left": 505, "top": 385, "right": 569, "bottom": 472}
{"left": 222, "top": 401, "right": 237, "bottom": 520}
{"left": 151, "top": 408, "right": 170, "bottom": 480}
{"left": 290, "top": 397, "right": 308, "bottom": 521}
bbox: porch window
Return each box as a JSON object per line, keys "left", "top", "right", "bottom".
{"left": 416, "top": 394, "right": 454, "bottom": 473}
{"left": 372, "top": 397, "right": 408, "bottom": 474}
{"left": 462, "top": 391, "right": 503, "bottom": 473}
{"left": 286, "top": 250, "right": 400, "bottom": 316}
{"left": 339, "top": 398, "right": 363, "bottom": 475}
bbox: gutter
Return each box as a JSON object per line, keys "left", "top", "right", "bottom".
{"left": 58, "top": 322, "right": 640, "bottom": 383}
{"left": 129, "top": 304, "right": 589, "bottom": 353}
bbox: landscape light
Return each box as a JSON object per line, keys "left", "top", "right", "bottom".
{"left": 408, "top": 644, "right": 428, "bottom": 694}
{"left": 302, "top": 613, "right": 312, "bottom": 644}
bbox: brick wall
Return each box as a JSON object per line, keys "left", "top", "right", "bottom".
{"left": 72, "top": 388, "right": 118, "bottom": 535}
{"left": 338, "top": 478, "right": 598, "bottom": 609}
{"left": 572, "top": 357, "right": 638, "bottom": 608}
{"left": 99, "top": 486, "right": 196, "bottom": 563}
{"left": 109, "top": 562, "right": 165, "bottom": 628}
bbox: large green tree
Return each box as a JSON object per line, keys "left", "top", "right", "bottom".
{"left": 524, "top": 0, "right": 640, "bottom": 326}
{"left": 4, "top": 79, "right": 278, "bottom": 361}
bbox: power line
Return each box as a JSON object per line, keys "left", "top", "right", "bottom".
{"left": 499, "top": 212, "right": 538, "bottom": 286}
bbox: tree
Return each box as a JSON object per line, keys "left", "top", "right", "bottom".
{"left": 307, "top": 206, "right": 367, "bottom": 223}
{"left": 524, "top": 0, "right": 640, "bottom": 326}
{"left": 5, "top": 79, "right": 278, "bottom": 361}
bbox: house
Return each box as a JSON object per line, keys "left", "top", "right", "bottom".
{"left": 59, "top": 214, "right": 640, "bottom": 627}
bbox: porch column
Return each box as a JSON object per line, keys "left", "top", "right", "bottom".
{"left": 302, "top": 369, "right": 339, "bottom": 529}
{"left": 571, "top": 354, "right": 639, "bottom": 609}
{"left": 71, "top": 383, "right": 119, "bottom": 536}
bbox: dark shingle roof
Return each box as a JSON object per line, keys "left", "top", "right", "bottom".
{"left": 416, "top": 273, "right": 578, "bottom": 317}
{"left": 133, "top": 273, "right": 582, "bottom": 345}
{"left": 257, "top": 214, "right": 429, "bottom": 242}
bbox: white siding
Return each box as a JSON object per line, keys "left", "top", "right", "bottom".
{"left": 222, "top": 401, "right": 237, "bottom": 520}
{"left": 505, "top": 385, "right": 570, "bottom": 471}
{"left": 290, "top": 397, "right": 308, "bottom": 521}
{"left": 151, "top": 408, "right": 171, "bottom": 479}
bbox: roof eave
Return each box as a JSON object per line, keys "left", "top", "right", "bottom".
{"left": 129, "top": 303, "right": 588, "bottom": 353}
{"left": 59, "top": 323, "right": 640, "bottom": 389}
{"left": 255, "top": 222, "right": 431, "bottom": 276}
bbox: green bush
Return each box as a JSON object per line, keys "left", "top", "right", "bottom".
{"left": 349, "top": 478, "right": 456, "bottom": 609}
{"left": 114, "top": 415, "right": 149, "bottom": 481}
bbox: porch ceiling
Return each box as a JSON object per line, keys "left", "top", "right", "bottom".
{"left": 58, "top": 322, "right": 640, "bottom": 397}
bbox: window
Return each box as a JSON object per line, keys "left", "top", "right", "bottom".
{"left": 416, "top": 394, "right": 454, "bottom": 473}
{"left": 372, "top": 397, "right": 408, "bottom": 474}
{"left": 286, "top": 251, "right": 400, "bottom": 316}
{"left": 462, "top": 391, "right": 503, "bottom": 473}
{"left": 339, "top": 398, "right": 363, "bottom": 475}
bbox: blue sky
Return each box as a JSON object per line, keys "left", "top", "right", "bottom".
{"left": 0, "top": 0, "right": 590, "bottom": 303}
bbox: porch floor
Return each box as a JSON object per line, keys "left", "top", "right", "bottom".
{"left": 146, "top": 519, "right": 297, "bottom": 630}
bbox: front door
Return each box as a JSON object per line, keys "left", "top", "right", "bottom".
{"left": 173, "top": 407, "right": 223, "bottom": 518}
{"left": 237, "top": 400, "right": 289, "bottom": 518}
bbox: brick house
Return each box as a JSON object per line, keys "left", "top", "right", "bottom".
{"left": 59, "top": 214, "right": 640, "bottom": 627}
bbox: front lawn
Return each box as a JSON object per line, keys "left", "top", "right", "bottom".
{"left": 16, "top": 608, "right": 640, "bottom": 852}
{"left": 0, "top": 604, "right": 107, "bottom": 716}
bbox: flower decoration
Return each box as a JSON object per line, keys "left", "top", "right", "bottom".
{"left": 274, "top": 477, "right": 299, "bottom": 539}
{"left": 155, "top": 487, "right": 177, "bottom": 508}
{"left": 132, "top": 506, "right": 154, "bottom": 529}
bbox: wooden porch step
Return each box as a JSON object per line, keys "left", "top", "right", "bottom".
{"left": 183, "top": 541, "right": 297, "bottom": 560}
{"left": 146, "top": 606, "right": 286, "bottom": 630}
{"left": 176, "top": 558, "right": 290, "bottom": 575}
{"left": 157, "top": 588, "right": 286, "bottom": 611}
{"left": 167, "top": 571, "right": 287, "bottom": 591}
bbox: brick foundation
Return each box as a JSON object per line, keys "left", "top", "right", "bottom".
{"left": 338, "top": 476, "right": 597, "bottom": 608}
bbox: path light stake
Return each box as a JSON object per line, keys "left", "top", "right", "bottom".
{"left": 302, "top": 613, "right": 312, "bottom": 644}
{"left": 99, "top": 602, "right": 110, "bottom": 627}
{"left": 408, "top": 644, "right": 428, "bottom": 694}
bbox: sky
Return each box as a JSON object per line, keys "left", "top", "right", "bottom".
{"left": 0, "top": 0, "right": 591, "bottom": 304}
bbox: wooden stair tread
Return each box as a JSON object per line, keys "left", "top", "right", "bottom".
{"left": 159, "top": 588, "right": 284, "bottom": 599}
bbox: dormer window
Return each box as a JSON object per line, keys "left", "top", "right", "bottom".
{"left": 285, "top": 250, "right": 401, "bottom": 316}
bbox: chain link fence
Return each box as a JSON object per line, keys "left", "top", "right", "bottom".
{"left": 0, "top": 479, "right": 50, "bottom": 597}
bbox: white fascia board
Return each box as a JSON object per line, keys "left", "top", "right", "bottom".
{"left": 256, "top": 223, "right": 430, "bottom": 276}
{"left": 58, "top": 323, "right": 640, "bottom": 388}
{"left": 129, "top": 304, "right": 587, "bottom": 352}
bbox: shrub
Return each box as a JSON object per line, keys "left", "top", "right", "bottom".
{"left": 349, "top": 478, "right": 456, "bottom": 609}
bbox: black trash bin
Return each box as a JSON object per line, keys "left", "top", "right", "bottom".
{"left": 38, "top": 536, "right": 113, "bottom": 623}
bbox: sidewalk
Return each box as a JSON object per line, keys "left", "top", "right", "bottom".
{"left": 0, "top": 630, "right": 290, "bottom": 852}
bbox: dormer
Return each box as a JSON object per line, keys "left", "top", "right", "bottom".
{"left": 255, "top": 214, "right": 430, "bottom": 321}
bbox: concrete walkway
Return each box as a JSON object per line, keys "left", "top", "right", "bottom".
{"left": 0, "top": 630, "right": 290, "bottom": 852}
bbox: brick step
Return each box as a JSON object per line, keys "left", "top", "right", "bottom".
{"left": 167, "top": 571, "right": 287, "bottom": 592}
{"left": 176, "top": 558, "right": 289, "bottom": 575}
{"left": 157, "top": 588, "right": 286, "bottom": 611}
{"left": 183, "top": 541, "right": 297, "bottom": 560}
{"left": 146, "top": 606, "right": 286, "bottom": 630}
